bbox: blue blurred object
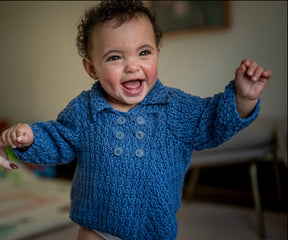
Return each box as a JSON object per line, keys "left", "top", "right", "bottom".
{"left": 33, "top": 166, "right": 57, "bottom": 178}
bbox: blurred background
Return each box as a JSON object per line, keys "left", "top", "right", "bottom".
{"left": 0, "top": 1, "right": 287, "bottom": 240}
{"left": 0, "top": 1, "right": 286, "bottom": 124}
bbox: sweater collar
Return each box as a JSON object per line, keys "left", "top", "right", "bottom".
{"left": 89, "top": 79, "right": 170, "bottom": 116}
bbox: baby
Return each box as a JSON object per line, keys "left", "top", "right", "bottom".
{"left": 0, "top": 1, "right": 271, "bottom": 240}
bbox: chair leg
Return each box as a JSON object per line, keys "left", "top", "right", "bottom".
{"left": 185, "top": 167, "right": 201, "bottom": 200}
{"left": 272, "top": 131, "right": 283, "bottom": 204}
{"left": 249, "top": 162, "right": 266, "bottom": 238}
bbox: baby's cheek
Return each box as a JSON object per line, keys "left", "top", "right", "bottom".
{"left": 145, "top": 64, "right": 158, "bottom": 81}
{"left": 102, "top": 69, "right": 122, "bottom": 88}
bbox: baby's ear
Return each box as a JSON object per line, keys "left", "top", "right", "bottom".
{"left": 82, "top": 58, "right": 98, "bottom": 80}
{"left": 157, "top": 44, "right": 162, "bottom": 55}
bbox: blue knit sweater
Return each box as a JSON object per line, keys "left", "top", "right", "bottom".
{"left": 14, "top": 79, "right": 259, "bottom": 240}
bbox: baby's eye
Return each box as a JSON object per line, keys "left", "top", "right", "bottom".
{"left": 139, "top": 50, "right": 151, "bottom": 56}
{"left": 107, "top": 55, "right": 121, "bottom": 61}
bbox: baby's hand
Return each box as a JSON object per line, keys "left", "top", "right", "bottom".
{"left": 0, "top": 124, "right": 34, "bottom": 149}
{"left": 235, "top": 59, "right": 272, "bottom": 101}
{"left": 234, "top": 59, "right": 272, "bottom": 118}
{"left": 0, "top": 124, "right": 34, "bottom": 172}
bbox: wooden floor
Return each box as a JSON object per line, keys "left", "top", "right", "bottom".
{"left": 27, "top": 202, "right": 287, "bottom": 240}
{"left": 23, "top": 161, "right": 288, "bottom": 240}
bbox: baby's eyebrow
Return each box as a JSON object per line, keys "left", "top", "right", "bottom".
{"left": 102, "top": 49, "right": 122, "bottom": 59}
{"left": 137, "top": 44, "right": 154, "bottom": 51}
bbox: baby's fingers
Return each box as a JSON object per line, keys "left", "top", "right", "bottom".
{"left": 16, "top": 125, "right": 33, "bottom": 147}
{"left": 246, "top": 61, "right": 258, "bottom": 77}
{"left": 0, "top": 124, "right": 33, "bottom": 148}
{"left": 6, "top": 126, "right": 18, "bottom": 148}
{"left": 262, "top": 70, "right": 272, "bottom": 79}
{"left": 251, "top": 68, "right": 272, "bottom": 84}
{"left": 251, "top": 66, "right": 264, "bottom": 81}
{"left": 17, "top": 135, "right": 32, "bottom": 146}
{"left": 0, "top": 125, "right": 21, "bottom": 148}
{"left": 0, "top": 128, "right": 15, "bottom": 147}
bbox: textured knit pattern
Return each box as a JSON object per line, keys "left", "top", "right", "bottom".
{"left": 14, "top": 79, "right": 259, "bottom": 240}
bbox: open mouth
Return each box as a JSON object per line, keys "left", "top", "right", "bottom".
{"left": 122, "top": 79, "right": 144, "bottom": 95}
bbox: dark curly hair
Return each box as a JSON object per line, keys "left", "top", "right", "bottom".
{"left": 76, "top": 0, "right": 162, "bottom": 58}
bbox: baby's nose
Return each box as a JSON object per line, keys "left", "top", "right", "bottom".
{"left": 124, "top": 59, "right": 140, "bottom": 73}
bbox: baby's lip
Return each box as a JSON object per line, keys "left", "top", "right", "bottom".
{"left": 122, "top": 79, "right": 142, "bottom": 89}
{"left": 121, "top": 79, "right": 144, "bottom": 95}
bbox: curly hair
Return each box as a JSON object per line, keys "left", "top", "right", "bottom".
{"left": 76, "top": 0, "right": 162, "bottom": 58}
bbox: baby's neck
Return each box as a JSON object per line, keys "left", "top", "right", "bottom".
{"left": 105, "top": 94, "right": 137, "bottom": 112}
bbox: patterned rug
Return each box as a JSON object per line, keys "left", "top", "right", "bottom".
{"left": 0, "top": 150, "right": 72, "bottom": 240}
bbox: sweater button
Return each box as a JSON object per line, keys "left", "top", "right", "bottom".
{"left": 114, "top": 147, "right": 123, "bottom": 156}
{"left": 136, "top": 116, "right": 145, "bottom": 125}
{"left": 135, "top": 148, "right": 144, "bottom": 158}
{"left": 116, "top": 131, "right": 124, "bottom": 140}
{"left": 117, "top": 116, "right": 126, "bottom": 125}
{"left": 136, "top": 131, "right": 144, "bottom": 140}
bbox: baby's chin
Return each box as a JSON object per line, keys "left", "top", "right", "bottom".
{"left": 105, "top": 94, "right": 145, "bottom": 112}
{"left": 123, "top": 96, "right": 145, "bottom": 107}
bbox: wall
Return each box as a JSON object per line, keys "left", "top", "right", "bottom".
{"left": 0, "top": 1, "right": 286, "bottom": 125}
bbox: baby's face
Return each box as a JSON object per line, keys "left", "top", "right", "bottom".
{"left": 86, "top": 14, "right": 160, "bottom": 112}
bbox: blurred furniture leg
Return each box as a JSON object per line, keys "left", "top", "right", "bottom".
{"left": 185, "top": 117, "right": 285, "bottom": 239}
{"left": 186, "top": 160, "right": 266, "bottom": 238}
{"left": 249, "top": 161, "right": 265, "bottom": 238}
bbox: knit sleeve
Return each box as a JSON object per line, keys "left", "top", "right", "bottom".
{"left": 13, "top": 93, "right": 84, "bottom": 165}
{"left": 168, "top": 80, "right": 260, "bottom": 151}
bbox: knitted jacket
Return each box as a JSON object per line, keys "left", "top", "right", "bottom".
{"left": 14, "top": 79, "right": 259, "bottom": 240}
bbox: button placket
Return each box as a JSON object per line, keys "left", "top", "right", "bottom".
{"left": 135, "top": 116, "right": 146, "bottom": 158}
{"left": 114, "top": 116, "right": 126, "bottom": 157}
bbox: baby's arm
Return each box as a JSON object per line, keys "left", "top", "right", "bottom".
{"left": 0, "top": 124, "right": 34, "bottom": 172}
{"left": 234, "top": 59, "right": 272, "bottom": 118}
